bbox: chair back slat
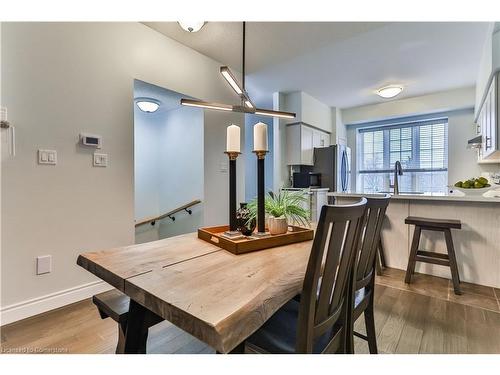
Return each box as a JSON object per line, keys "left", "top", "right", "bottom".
{"left": 316, "top": 221, "right": 347, "bottom": 323}
{"left": 296, "top": 198, "right": 367, "bottom": 353}
{"left": 356, "top": 195, "right": 390, "bottom": 288}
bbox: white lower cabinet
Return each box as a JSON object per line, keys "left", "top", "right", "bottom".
{"left": 310, "top": 189, "right": 329, "bottom": 222}
{"left": 280, "top": 188, "right": 329, "bottom": 223}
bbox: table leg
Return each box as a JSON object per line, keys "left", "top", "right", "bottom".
{"left": 123, "top": 299, "right": 163, "bottom": 354}
{"left": 123, "top": 300, "right": 149, "bottom": 354}
{"left": 216, "top": 342, "right": 246, "bottom": 354}
{"left": 228, "top": 342, "right": 246, "bottom": 353}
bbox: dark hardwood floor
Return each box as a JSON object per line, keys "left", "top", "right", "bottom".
{"left": 2, "top": 268, "right": 500, "bottom": 354}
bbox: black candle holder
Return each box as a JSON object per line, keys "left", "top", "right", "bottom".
{"left": 253, "top": 150, "right": 270, "bottom": 237}
{"left": 222, "top": 151, "right": 243, "bottom": 239}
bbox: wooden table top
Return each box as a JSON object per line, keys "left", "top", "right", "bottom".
{"left": 77, "top": 232, "right": 314, "bottom": 353}
{"left": 77, "top": 232, "right": 221, "bottom": 291}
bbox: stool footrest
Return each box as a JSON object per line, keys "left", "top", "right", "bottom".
{"left": 415, "top": 255, "right": 450, "bottom": 267}
{"left": 417, "top": 250, "right": 449, "bottom": 260}
{"left": 353, "top": 331, "right": 368, "bottom": 341}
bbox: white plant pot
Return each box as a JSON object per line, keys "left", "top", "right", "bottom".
{"left": 268, "top": 217, "right": 288, "bottom": 235}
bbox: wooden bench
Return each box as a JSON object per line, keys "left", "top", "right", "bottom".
{"left": 93, "top": 289, "right": 130, "bottom": 353}
{"left": 93, "top": 289, "right": 164, "bottom": 353}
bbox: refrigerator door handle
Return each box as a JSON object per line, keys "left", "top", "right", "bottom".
{"left": 340, "top": 150, "right": 346, "bottom": 191}
{"left": 343, "top": 150, "right": 349, "bottom": 191}
{"left": 344, "top": 150, "right": 349, "bottom": 191}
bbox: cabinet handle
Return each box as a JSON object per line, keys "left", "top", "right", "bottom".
{"left": 485, "top": 137, "right": 491, "bottom": 150}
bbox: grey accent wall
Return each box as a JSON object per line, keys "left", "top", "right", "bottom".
{"left": 245, "top": 114, "right": 273, "bottom": 201}
{"left": 1, "top": 22, "right": 244, "bottom": 310}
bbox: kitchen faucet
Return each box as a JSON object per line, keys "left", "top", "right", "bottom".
{"left": 392, "top": 161, "right": 403, "bottom": 194}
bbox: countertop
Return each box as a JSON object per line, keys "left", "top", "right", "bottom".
{"left": 328, "top": 189, "right": 500, "bottom": 203}
{"left": 281, "top": 187, "right": 330, "bottom": 193}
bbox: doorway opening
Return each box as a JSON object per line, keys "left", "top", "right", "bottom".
{"left": 133, "top": 79, "right": 203, "bottom": 244}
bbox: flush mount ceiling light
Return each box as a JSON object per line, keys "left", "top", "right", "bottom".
{"left": 135, "top": 98, "right": 161, "bottom": 113}
{"left": 180, "top": 22, "right": 296, "bottom": 120}
{"left": 178, "top": 21, "right": 206, "bottom": 33}
{"left": 377, "top": 85, "right": 404, "bottom": 99}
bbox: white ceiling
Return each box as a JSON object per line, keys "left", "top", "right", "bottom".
{"left": 144, "top": 22, "right": 387, "bottom": 74}
{"left": 145, "top": 22, "right": 490, "bottom": 109}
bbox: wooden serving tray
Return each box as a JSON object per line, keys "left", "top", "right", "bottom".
{"left": 198, "top": 225, "right": 314, "bottom": 255}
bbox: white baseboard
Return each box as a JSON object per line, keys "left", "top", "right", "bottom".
{"left": 0, "top": 280, "right": 113, "bottom": 326}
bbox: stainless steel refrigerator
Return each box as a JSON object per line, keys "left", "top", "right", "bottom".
{"left": 312, "top": 145, "right": 351, "bottom": 192}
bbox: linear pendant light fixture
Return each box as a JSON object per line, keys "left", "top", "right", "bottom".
{"left": 180, "top": 22, "right": 296, "bottom": 119}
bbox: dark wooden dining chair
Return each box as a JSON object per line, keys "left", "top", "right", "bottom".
{"left": 244, "top": 198, "right": 367, "bottom": 354}
{"left": 347, "top": 194, "right": 390, "bottom": 354}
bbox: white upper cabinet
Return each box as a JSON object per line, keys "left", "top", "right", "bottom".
{"left": 283, "top": 91, "right": 333, "bottom": 133}
{"left": 319, "top": 132, "right": 330, "bottom": 148}
{"left": 282, "top": 91, "right": 333, "bottom": 165}
{"left": 477, "top": 73, "right": 500, "bottom": 161}
{"left": 474, "top": 25, "right": 500, "bottom": 162}
{"left": 287, "top": 123, "right": 331, "bottom": 165}
{"left": 300, "top": 125, "right": 314, "bottom": 165}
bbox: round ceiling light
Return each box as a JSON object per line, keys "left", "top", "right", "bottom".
{"left": 135, "top": 98, "right": 160, "bottom": 113}
{"left": 178, "top": 21, "right": 206, "bottom": 33}
{"left": 377, "top": 85, "right": 403, "bottom": 99}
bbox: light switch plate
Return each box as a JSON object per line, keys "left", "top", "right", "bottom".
{"left": 38, "top": 149, "right": 57, "bottom": 165}
{"left": 36, "top": 255, "right": 52, "bottom": 275}
{"left": 93, "top": 153, "right": 108, "bottom": 167}
{"left": 219, "top": 162, "right": 228, "bottom": 173}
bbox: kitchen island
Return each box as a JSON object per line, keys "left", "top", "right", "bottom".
{"left": 329, "top": 191, "right": 500, "bottom": 289}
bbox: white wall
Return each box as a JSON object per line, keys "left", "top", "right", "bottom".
{"left": 272, "top": 92, "right": 290, "bottom": 191}
{"left": 134, "top": 106, "right": 162, "bottom": 222}
{"left": 343, "top": 88, "right": 498, "bottom": 192}
{"left": 475, "top": 24, "right": 496, "bottom": 115}
{"left": 446, "top": 110, "right": 498, "bottom": 182}
{"left": 158, "top": 106, "right": 204, "bottom": 238}
{"left": 343, "top": 86, "right": 476, "bottom": 125}
{"left": 0, "top": 22, "right": 244, "bottom": 323}
{"left": 332, "top": 107, "right": 346, "bottom": 145}
{"left": 134, "top": 105, "right": 162, "bottom": 244}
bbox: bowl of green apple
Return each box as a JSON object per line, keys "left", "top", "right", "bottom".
{"left": 452, "top": 177, "right": 492, "bottom": 195}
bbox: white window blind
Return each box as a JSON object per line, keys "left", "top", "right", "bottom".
{"left": 357, "top": 118, "right": 448, "bottom": 193}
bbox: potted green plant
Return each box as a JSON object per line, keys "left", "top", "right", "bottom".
{"left": 247, "top": 190, "right": 310, "bottom": 235}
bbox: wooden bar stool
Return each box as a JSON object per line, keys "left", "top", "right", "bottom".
{"left": 375, "top": 238, "right": 387, "bottom": 276}
{"left": 404, "top": 216, "right": 462, "bottom": 295}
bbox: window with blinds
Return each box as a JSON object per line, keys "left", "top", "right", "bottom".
{"left": 357, "top": 118, "right": 448, "bottom": 193}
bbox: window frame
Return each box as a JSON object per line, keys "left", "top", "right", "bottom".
{"left": 356, "top": 117, "right": 449, "bottom": 193}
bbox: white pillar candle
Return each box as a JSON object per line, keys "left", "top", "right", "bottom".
{"left": 253, "top": 122, "right": 268, "bottom": 151}
{"left": 226, "top": 124, "right": 241, "bottom": 153}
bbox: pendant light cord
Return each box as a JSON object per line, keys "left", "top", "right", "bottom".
{"left": 242, "top": 21, "right": 246, "bottom": 91}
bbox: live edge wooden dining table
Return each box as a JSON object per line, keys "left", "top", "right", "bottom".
{"left": 77, "top": 231, "right": 314, "bottom": 354}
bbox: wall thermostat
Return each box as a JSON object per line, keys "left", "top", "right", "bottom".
{"left": 80, "top": 133, "right": 102, "bottom": 149}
